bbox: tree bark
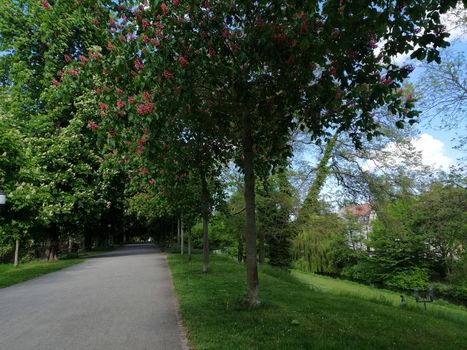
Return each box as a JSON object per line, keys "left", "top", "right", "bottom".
{"left": 187, "top": 227, "right": 192, "bottom": 261}
{"left": 299, "top": 131, "right": 339, "bottom": 221}
{"left": 242, "top": 110, "right": 260, "bottom": 307}
{"left": 14, "top": 239, "right": 19, "bottom": 266}
{"left": 177, "top": 216, "right": 180, "bottom": 245}
{"left": 180, "top": 214, "right": 184, "bottom": 256}
{"left": 200, "top": 170, "right": 210, "bottom": 273}
{"left": 45, "top": 228, "right": 59, "bottom": 261}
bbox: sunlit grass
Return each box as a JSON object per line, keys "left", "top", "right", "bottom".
{"left": 168, "top": 254, "right": 467, "bottom": 350}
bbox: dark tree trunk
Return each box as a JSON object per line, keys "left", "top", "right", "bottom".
{"left": 242, "top": 111, "right": 260, "bottom": 307}
{"left": 200, "top": 170, "right": 210, "bottom": 273}
{"left": 45, "top": 227, "right": 59, "bottom": 261}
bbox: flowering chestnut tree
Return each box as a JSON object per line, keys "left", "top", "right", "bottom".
{"left": 67, "top": 0, "right": 462, "bottom": 306}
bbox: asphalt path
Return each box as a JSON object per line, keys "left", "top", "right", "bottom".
{"left": 0, "top": 244, "right": 186, "bottom": 350}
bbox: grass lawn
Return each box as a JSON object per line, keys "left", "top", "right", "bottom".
{"left": 0, "top": 245, "right": 118, "bottom": 288}
{"left": 0, "top": 258, "right": 84, "bottom": 288}
{"left": 168, "top": 254, "right": 467, "bottom": 350}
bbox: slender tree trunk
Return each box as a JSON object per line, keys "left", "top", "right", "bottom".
{"left": 187, "top": 227, "right": 192, "bottom": 261}
{"left": 14, "top": 239, "right": 19, "bottom": 266}
{"left": 177, "top": 216, "right": 180, "bottom": 245}
{"left": 200, "top": 170, "right": 210, "bottom": 273}
{"left": 68, "top": 238, "right": 72, "bottom": 254}
{"left": 242, "top": 111, "right": 260, "bottom": 307}
{"left": 180, "top": 214, "right": 184, "bottom": 256}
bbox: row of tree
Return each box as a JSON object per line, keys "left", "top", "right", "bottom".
{"left": 0, "top": 0, "right": 465, "bottom": 307}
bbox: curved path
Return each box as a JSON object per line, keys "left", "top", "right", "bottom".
{"left": 0, "top": 244, "right": 185, "bottom": 350}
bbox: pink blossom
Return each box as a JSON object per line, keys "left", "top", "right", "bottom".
{"left": 381, "top": 77, "right": 393, "bottom": 86}
{"left": 87, "top": 120, "right": 98, "bottom": 130}
{"left": 79, "top": 55, "right": 88, "bottom": 63}
{"left": 161, "top": 3, "right": 169, "bottom": 15}
{"left": 64, "top": 54, "right": 72, "bottom": 63}
{"left": 134, "top": 58, "right": 144, "bottom": 70}
{"left": 117, "top": 99, "right": 125, "bottom": 109}
{"left": 178, "top": 56, "right": 189, "bottom": 66}
{"left": 137, "top": 102, "right": 154, "bottom": 115}
{"left": 52, "top": 79, "right": 60, "bottom": 86}
{"left": 41, "top": 0, "right": 51, "bottom": 10}
{"left": 98, "top": 102, "right": 109, "bottom": 111}
{"left": 68, "top": 69, "right": 78, "bottom": 76}
{"left": 92, "top": 17, "right": 99, "bottom": 25}
{"left": 173, "top": 0, "right": 180, "bottom": 6}
{"left": 163, "top": 70, "right": 174, "bottom": 80}
{"left": 207, "top": 47, "right": 216, "bottom": 58}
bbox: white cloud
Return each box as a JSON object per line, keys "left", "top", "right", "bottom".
{"left": 362, "top": 133, "right": 453, "bottom": 172}
{"left": 412, "top": 133, "right": 453, "bottom": 170}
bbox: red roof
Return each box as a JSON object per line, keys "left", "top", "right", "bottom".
{"left": 342, "top": 204, "right": 372, "bottom": 217}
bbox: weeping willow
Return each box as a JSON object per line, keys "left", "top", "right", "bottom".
{"left": 292, "top": 213, "right": 345, "bottom": 274}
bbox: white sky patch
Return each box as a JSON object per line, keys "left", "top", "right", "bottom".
{"left": 363, "top": 133, "right": 453, "bottom": 172}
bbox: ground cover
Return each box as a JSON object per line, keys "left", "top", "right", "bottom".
{"left": 0, "top": 246, "right": 118, "bottom": 288}
{"left": 168, "top": 254, "right": 467, "bottom": 350}
{"left": 0, "top": 258, "right": 84, "bottom": 288}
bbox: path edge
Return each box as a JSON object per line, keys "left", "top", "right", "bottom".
{"left": 164, "top": 254, "right": 191, "bottom": 350}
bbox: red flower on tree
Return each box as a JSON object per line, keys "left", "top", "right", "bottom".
{"left": 68, "top": 69, "right": 78, "bottom": 76}
{"left": 79, "top": 55, "right": 88, "bottom": 63}
{"left": 178, "top": 56, "right": 189, "bottom": 66}
{"left": 98, "top": 102, "right": 109, "bottom": 111}
{"left": 137, "top": 103, "right": 154, "bottom": 115}
{"left": 87, "top": 120, "right": 98, "bottom": 130}
{"left": 134, "top": 58, "right": 144, "bottom": 70}
{"left": 91, "top": 17, "right": 99, "bottom": 25}
{"left": 160, "top": 3, "right": 169, "bottom": 15}
{"left": 64, "top": 54, "right": 72, "bottom": 63}
{"left": 117, "top": 99, "right": 125, "bottom": 109}
{"left": 41, "top": 0, "right": 51, "bottom": 10}
{"left": 52, "top": 79, "right": 60, "bottom": 86}
{"left": 163, "top": 70, "right": 174, "bottom": 80}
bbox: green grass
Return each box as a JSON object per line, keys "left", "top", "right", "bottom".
{"left": 168, "top": 254, "right": 467, "bottom": 350}
{"left": 0, "top": 245, "right": 118, "bottom": 288}
{"left": 0, "top": 258, "right": 84, "bottom": 288}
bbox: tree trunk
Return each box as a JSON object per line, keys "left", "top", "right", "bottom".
{"left": 299, "top": 131, "right": 339, "bottom": 221}
{"left": 45, "top": 228, "right": 59, "bottom": 261}
{"left": 180, "top": 215, "right": 184, "bottom": 256}
{"left": 177, "top": 216, "right": 180, "bottom": 245}
{"left": 14, "top": 239, "right": 19, "bottom": 267}
{"left": 242, "top": 111, "right": 260, "bottom": 307}
{"left": 200, "top": 170, "right": 210, "bottom": 273}
{"left": 68, "top": 238, "right": 72, "bottom": 254}
{"left": 187, "top": 227, "right": 192, "bottom": 261}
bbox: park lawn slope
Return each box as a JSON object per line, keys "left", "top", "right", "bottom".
{"left": 168, "top": 254, "right": 467, "bottom": 350}
{"left": 0, "top": 258, "right": 84, "bottom": 288}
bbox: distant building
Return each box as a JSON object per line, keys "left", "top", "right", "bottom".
{"left": 340, "top": 204, "right": 376, "bottom": 250}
